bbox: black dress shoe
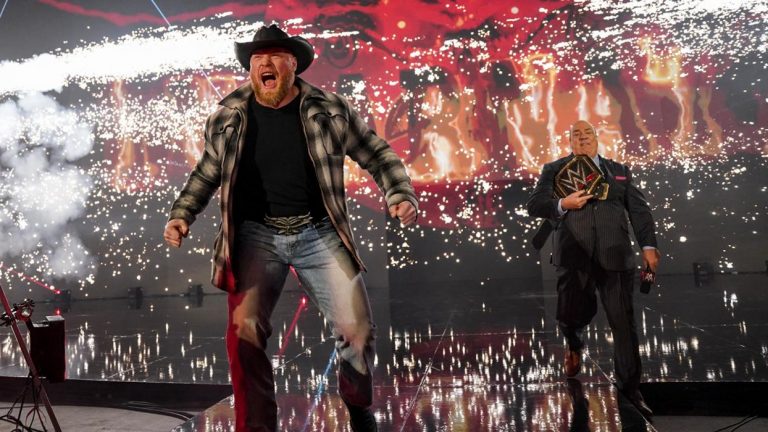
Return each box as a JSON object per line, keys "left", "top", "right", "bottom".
{"left": 624, "top": 390, "right": 653, "bottom": 418}
{"left": 346, "top": 404, "right": 378, "bottom": 432}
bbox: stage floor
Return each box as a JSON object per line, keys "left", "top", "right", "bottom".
{"left": 1, "top": 273, "right": 766, "bottom": 431}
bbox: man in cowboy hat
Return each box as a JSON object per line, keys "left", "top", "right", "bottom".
{"left": 163, "top": 24, "right": 417, "bottom": 432}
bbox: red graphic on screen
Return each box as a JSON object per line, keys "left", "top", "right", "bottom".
{"left": 56, "top": 0, "right": 766, "bottom": 228}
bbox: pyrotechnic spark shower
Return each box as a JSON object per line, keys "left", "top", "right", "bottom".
{"left": 0, "top": 1, "right": 764, "bottom": 295}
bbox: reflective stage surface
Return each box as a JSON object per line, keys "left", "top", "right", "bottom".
{"left": 2, "top": 274, "right": 767, "bottom": 431}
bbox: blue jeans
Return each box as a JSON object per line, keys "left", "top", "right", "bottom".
{"left": 227, "top": 218, "right": 375, "bottom": 432}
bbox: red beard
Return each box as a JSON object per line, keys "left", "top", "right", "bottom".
{"left": 251, "top": 70, "right": 294, "bottom": 107}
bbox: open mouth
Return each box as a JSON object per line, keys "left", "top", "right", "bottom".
{"left": 260, "top": 71, "right": 277, "bottom": 89}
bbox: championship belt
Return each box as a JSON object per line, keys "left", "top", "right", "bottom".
{"left": 554, "top": 155, "right": 609, "bottom": 200}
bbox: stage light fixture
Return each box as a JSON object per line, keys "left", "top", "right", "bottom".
{"left": 692, "top": 262, "right": 715, "bottom": 287}
{"left": 128, "top": 286, "right": 144, "bottom": 309}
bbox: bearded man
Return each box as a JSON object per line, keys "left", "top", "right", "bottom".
{"left": 163, "top": 24, "right": 417, "bottom": 432}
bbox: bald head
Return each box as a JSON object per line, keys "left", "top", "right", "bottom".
{"left": 570, "top": 120, "right": 598, "bottom": 158}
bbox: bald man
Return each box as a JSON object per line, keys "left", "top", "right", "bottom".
{"left": 526, "top": 120, "right": 659, "bottom": 418}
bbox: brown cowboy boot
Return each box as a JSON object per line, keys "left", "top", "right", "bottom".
{"left": 624, "top": 389, "right": 654, "bottom": 418}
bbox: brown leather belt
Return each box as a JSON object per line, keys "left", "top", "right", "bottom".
{"left": 263, "top": 213, "right": 313, "bottom": 235}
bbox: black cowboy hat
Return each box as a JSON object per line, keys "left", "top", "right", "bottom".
{"left": 234, "top": 24, "right": 315, "bottom": 74}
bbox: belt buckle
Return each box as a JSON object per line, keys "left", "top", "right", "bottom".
{"left": 264, "top": 213, "right": 312, "bottom": 235}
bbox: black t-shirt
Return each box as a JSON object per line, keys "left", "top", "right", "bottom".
{"left": 234, "top": 93, "right": 327, "bottom": 222}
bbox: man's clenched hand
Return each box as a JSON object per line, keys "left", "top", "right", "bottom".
{"left": 164, "top": 219, "right": 189, "bottom": 248}
{"left": 388, "top": 201, "right": 417, "bottom": 226}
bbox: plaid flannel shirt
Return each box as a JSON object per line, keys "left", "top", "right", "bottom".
{"left": 168, "top": 78, "right": 418, "bottom": 292}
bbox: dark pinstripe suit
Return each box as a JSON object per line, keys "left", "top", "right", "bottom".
{"left": 527, "top": 154, "right": 657, "bottom": 394}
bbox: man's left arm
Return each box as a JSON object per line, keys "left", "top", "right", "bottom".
{"left": 623, "top": 165, "right": 660, "bottom": 271}
{"left": 343, "top": 101, "right": 418, "bottom": 225}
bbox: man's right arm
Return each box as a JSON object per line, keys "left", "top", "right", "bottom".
{"left": 526, "top": 162, "right": 594, "bottom": 220}
{"left": 526, "top": 163, "right": 561, "bottom": 219}
{"left": 168, "top": 114, "right": 224, "bottom": 227}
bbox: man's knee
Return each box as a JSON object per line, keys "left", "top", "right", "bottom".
{"left": 232, "top": 316, "right": 270, "bottom": 350}
{"left": 337, "top": 321, "right": 375, "bottom": 348}
{"left": 605, "top": 306, "right": 636, "bottom": 338}
{"left": 335, "top": 321, "right": 375, "bottom": 374}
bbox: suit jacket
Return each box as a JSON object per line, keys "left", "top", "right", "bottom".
{"left": 526, "top": 154, "right": 657, "bottom": 271}
{"left": 168, "top": 78, "right": 418, "bottom": 292}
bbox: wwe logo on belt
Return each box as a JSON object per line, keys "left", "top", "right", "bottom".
{"left": 554, "top": 155, "right": 609, "bottom": 200}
